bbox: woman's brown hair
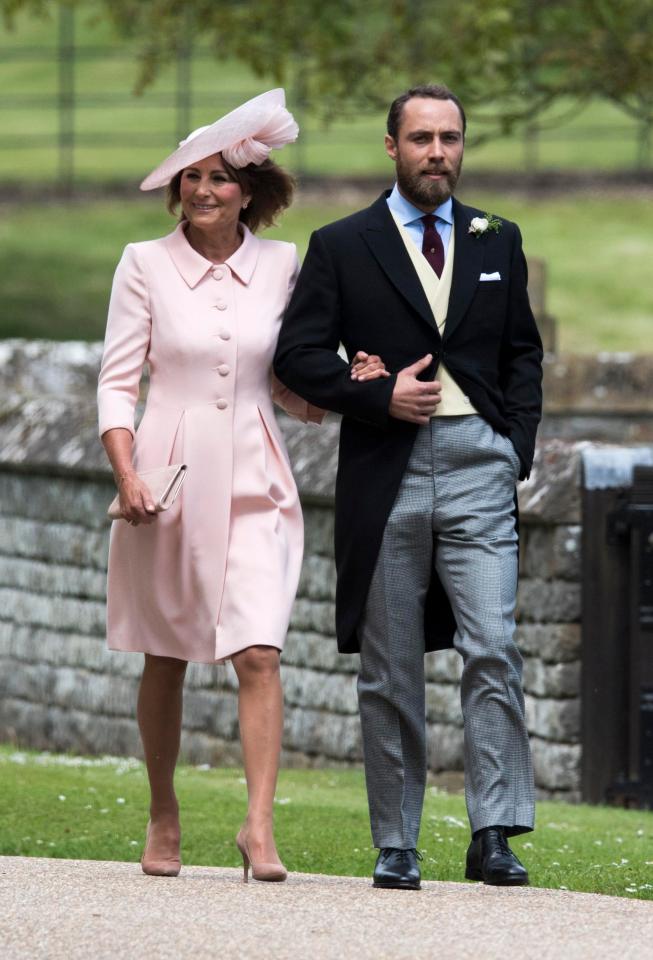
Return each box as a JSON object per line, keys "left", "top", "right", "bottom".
{"left": 166, "top": 157, "right": 295, "bottom": 234}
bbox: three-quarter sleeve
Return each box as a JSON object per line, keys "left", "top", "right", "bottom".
{"left": 271, "top": 246, "right": 326, "bottom": 425}
{"left": 97, "top": 244, "right": 152, "bottom": 438}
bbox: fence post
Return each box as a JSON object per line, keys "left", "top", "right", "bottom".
{"left": 637, "top": 118, "right": 652, "bottom": 171}
{"left": 175, "top": 30, "right": 193, "bottom": 146}
{"left": 57, "top": 2, "right": 75, "bottom": 197}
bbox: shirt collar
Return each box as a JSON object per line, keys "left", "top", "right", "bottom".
{"left": 387, "top": 183, "right": 454, "bottom": 228}
{"left": 164, "top": 221, "right": 260, "bottom": 288}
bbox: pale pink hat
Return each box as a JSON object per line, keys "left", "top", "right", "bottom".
{"left": 140, "top": 88, "right": 298, "bottom": 191}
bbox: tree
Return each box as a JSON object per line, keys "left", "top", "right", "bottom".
{"left": 3, "top": 0, "right": 652, "bottom": 156}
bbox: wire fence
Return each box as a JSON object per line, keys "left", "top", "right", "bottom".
{"left": 1, "top": 3, "right": 650, "bottom": 196}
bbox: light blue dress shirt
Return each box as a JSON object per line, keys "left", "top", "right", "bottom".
{"left": 386, "top": 183, "right": 453, "bottom": 259}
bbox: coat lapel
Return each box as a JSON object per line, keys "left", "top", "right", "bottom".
{"left": 360, "top": 194, "right": 439, "bottom": 336}
{"left": 443, "top": 198, "right": 486, "bottom": 342}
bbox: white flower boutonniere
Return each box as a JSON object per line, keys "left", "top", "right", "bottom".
{"left": 469, "top": 213, "right": 502, "bottom": 238}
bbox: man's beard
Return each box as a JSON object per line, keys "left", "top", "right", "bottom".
{"left": 395, "top": 152, "right": 461, "bottom": 209}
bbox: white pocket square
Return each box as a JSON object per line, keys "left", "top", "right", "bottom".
{"left": 479, "top": 271, "right": 501, "bottom": 281}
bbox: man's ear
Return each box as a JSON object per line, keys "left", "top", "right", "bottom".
{"left": 384, "top": 134, "right": 398, "bottom": 162}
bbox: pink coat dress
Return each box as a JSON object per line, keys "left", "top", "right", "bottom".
{"left": 98, "top": 221, "right": 323, "bottom": 663}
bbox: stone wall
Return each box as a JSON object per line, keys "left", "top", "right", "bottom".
{"left": 0, "top": 340, "right": 608, "bottom": 800}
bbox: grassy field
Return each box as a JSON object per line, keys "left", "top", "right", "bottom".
{"left": 0, "top": 2, "right": 648, "bottom": 182}
{"left": 0, "top": 193, "right": 651, "bottom": 352}
{"left": 2, "top": 746, "right": 653, "bottom": 900}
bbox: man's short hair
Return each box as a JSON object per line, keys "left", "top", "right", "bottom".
{"left": 387, "top": 84, "right": 467, "bottom": 140}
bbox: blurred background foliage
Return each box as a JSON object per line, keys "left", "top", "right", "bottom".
{"left": 0, "top": 0, "right": 651, "bottom": 350}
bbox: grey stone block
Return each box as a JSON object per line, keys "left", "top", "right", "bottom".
{"left": 288, "top": 599, "right": 337, "bottom": 638}
{"left": 0, "top": 587, "right": 106, "bottom": 636}
{"left": 0, "top": 555, "right": 106, "bottom": 600}
{"left": 425, "top": 682, "right": 463, "bottom": 725}
{"left": 517, "top": 440, "right": 585, "bottom": 525}
{"left": 516, "top": 579, "right": 581, "bottom": 623}
{"left": 0, "top": 698, "right": 142, "bottom": 757}
{"left": 0, "top": 516, "right": 108, "bottom": 570}
{"left": 179, "top": 730, "right": 243, "bottom": 767}
{"left": 515, "top": 623, "right": 581, "bottom": 663}
{"left": 302, "top": 506, "right": 335, "bottom": 558}
{"left": 522, "top": 657, "right": 580, "bottom": 698}
{"left": 426, "top": 724, "right": 465, "bottom": 772}
{"left": 0, "top": 472, "right": 114, "bottom": 530}
{"left": 283, "top": 630, "right": 357, "bottom": 674}
{"left": 297, "top": 555, "right": 336, "bottom": 601}
{"left": 525, "top": 694, "right": 580, "bottom": 742}
{"left": 424, "top": 648, "right": 462, "bottom": 683}
{"left": 283, "top": 706, "right": 362, "bottom": 761}
{"left": 282, "top": 665, "right": 358, "bottom": 714}
{"left": 521, "top": 525, "right": 581, "bottom": 581}
{"left": 531, "top": 737, "right": 581, "bottom": 791}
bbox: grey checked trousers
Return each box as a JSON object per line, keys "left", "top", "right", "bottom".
{"left": 357, "top": 415, "right": 535, "bottom": 848}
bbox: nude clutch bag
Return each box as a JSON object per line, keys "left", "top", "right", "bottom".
{"left": 107, "top": 464, "right": 188, "bottom": 520}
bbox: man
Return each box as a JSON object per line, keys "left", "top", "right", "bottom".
{"left": 274, "top": 85, "right": 543, "bottom": 890}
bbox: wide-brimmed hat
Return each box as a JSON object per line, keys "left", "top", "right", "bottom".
{"left": 140, "top": 88, "right": 298, "bottom": 191}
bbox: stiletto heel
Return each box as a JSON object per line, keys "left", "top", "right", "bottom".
{"left": 141, "top": 820, "right": 181, "bottom": 877}
{"left": 241, "top": 849, "right": 250, "bottom": 884}
{"left": 236, "top": 829, "right": 287, "bottom": 883}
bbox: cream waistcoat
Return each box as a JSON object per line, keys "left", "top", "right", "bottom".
{"left": 390, "top": 213, "right": 478, "bottom": 416}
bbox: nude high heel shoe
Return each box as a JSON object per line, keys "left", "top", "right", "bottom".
{"left": 236, "top": 829, "right": 287, "bottom": 883}
{"left": 141, "top": 820, "right": 181, "bottom": 877}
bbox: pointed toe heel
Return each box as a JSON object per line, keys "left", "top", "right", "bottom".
{"left": 141, "top": 821, "right": 181, "bottom": 878}
{"left": 236, "top": 830, "right": 287, "bottom": 884}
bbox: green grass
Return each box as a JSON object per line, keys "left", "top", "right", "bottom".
{"left": 0, "top": 2, "right": 647, "bottom": 182}
{"left": 1, "top": 194, "right": 651, "bottom": 351}
{"left": 2, "top": 746, "right": 653, "bottom": 899}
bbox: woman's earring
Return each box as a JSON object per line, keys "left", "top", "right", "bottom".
{"left": 242, "top": 200, "right": 249, "bottom": 209}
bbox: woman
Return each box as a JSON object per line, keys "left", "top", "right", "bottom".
{"left": 98, "top": 90, "right": 387, "bottom": 882}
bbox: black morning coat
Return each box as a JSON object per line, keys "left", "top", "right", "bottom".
{"left": 273, "top": 192, "right": 544, "bottom": 655}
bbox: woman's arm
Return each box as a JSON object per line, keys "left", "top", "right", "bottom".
{"left": 98, "top": 244, "right": 156, "bottom": 523}
{"left": 102, "top": 427, "right": 157, "bottom": 525}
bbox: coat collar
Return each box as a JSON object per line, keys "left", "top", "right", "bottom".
{"left": 163, "top": 221, "right": 260, "bottom": 288}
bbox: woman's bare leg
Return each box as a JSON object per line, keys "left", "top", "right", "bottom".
{"left": 231, "top": 645, "right": 284, "bottom": 864}
{"left": 137, "top": 653, "right": 188, "bottom": 856}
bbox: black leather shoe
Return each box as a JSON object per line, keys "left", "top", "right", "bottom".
{"left": 465, "top": 827, "right": 529, "bottom": 886}
{"left": 373, "top": 848, "right": 422, "bottom": 890}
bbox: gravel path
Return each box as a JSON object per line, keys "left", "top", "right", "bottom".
{"left": 2, "top": 855, "right": 652, "bottom": 960}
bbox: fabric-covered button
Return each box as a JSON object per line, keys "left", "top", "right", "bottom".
{"left": 217, "top": 364, "right": 230, "bottom": 376}
{"left": 219, "top": 330, "right": 231, "bottom": 340}
{"left": 212, "top": 268, "right": 224, "bottom": 280}
{"left": 215, "top": 301, "right": 227, "bottom": 310}
{"left": 216, "top": 399, "right": 228, "bottom": 410}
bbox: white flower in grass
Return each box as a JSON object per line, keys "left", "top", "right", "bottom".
{"left": 58, "top": 795, "right": 66, "bottom": 801}
{"left": 116, "top": 797, "right": 126, "bottom": 804}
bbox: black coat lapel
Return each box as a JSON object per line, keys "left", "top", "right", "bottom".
{"left": 360, "top": 194, "right": 439, "bottom": 336}
{"left": 444, "top": 198, "right": 486, "bottom": 342}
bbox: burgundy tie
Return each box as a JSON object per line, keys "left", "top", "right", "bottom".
{"left": 420, "top": 214, "right": 444, "bottom": 277}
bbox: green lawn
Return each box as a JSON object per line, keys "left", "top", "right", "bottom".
{"left": 0, "top": 2, "right": 647, "bottom": 183}
{"left": 0, "top": 194, "right": 651, "bottom": 351}
{"left": 2, "top": 746, "right": 653, "bottom": 899}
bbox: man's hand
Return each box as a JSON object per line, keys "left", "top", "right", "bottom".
{"left": 389, "top": 354, "right": 442, "bottom": 424}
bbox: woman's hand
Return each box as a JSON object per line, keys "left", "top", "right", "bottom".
{"left": 118, "top": 472, "right": 158, "bottom": 526}
{"left": 350, "top": 350, "right": 391, "bottom": 382}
